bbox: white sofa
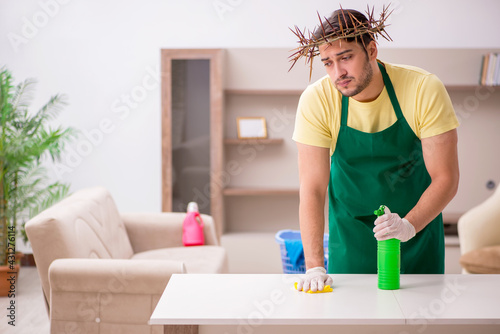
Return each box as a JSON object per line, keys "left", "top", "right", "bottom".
{"left": 25, "top": 186, "right": 227, "bottom": 334}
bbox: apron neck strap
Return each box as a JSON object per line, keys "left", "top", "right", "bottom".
{"left": 378, "top": 62, "right": 404, "bottom": 120}
{"left": 341, "top": 93, "right": 349, "bottom": 126}
{"left": 341, "top": 61, "right": 404, "bottom": 126}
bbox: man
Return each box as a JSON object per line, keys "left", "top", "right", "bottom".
{"left": 291, "top": 7, "right": 459, "bottom": 292}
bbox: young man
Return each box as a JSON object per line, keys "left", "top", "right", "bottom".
{"left": 291, "top": 7, "right": 459, "bottom": 292}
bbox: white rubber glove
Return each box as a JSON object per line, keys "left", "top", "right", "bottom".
{"left": 373, "top": 206, "right": 416, "bottom": 242}
{"left": 296, "top": 267, "right": 333, "bottom": 292}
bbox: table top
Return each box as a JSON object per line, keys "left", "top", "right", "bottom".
{"left": 149, "top": 274, "right": 500, "bottom": 325}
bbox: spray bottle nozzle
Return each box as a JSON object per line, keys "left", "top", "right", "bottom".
{"left": 374, "top": 205, "right": 386, "bottom": 217}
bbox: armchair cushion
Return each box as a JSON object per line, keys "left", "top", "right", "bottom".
{"left": 132, "top": 246, "right": 228, "bottom": 273}
{"left": 459, "top": 245, "right": 500, "bottom": 274}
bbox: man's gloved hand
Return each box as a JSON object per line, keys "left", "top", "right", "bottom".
{"left": 296, "top": 266, "right": 333, "bottom": 292}
{"left": 373, "top": 206, "right": 416, "bottom": 242}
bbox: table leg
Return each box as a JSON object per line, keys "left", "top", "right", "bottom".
{"left": 164, "top": 325, "right": 198, "bottom": 334}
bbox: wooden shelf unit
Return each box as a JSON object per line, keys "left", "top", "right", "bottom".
{"left": 161, "top": 47, "right": 500, "bottom": 237}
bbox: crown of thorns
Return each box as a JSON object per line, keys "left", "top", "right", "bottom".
{"left": 289, "top": 4, "right": 394, "bottom": 80}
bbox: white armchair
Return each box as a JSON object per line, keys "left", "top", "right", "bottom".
{"left": 457, "top": 186, "right": 500, "bottom": 274}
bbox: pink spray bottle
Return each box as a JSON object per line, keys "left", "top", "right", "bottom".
{"left": 182, "top": 202, "right": 205, "bottom": 246}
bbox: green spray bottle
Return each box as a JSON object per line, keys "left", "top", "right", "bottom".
{"left": 374, "top": 205, "right": 400, "bottom": 290}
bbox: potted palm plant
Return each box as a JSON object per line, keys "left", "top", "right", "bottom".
{"left": 0, "top": 67, "right": 74, "bottom": 295}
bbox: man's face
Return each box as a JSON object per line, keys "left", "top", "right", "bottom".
{"left": 318, "top": 40, "right": 373, "bottom": 98}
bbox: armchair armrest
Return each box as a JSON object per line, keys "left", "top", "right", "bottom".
{"left": 458, "top": 193, "right": 500, "bottom": 256}
{"left": 49, "top": 258, "right": 186, "bottom": 295}
{"left": 121, "top": 212, "right": 219, "bottom": 253}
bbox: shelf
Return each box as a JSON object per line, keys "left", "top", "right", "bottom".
{"left": 223, "top": 188, "right": 299, "bottom": 196}
{"left": 224, "top": 138, "right": 284, "bottom": 145}
{"left": 225, "top": 89, "right": 303, "bottom": 96}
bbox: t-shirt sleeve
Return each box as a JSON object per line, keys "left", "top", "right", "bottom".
{"left": 292, "top": 84, "right": 332, "bottom": 148}
{"left": 417, "top": 74, "right": 460, "bottom": 138}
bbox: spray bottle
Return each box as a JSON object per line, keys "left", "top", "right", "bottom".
{"left": 374, "top": 205, "right": 400, "bottom": 290}
{"left": 182, "top": 202, "right": 205, "bottom": 246}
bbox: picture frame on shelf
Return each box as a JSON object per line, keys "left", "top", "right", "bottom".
{"left": 236, "top": 117, "right": 267, "bottom": 139}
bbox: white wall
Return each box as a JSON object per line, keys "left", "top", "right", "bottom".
{"left": 1, "top": 0, "right": 499, "bottom": 212}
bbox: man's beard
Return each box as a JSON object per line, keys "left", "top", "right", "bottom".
{"left": 335, "top": 58, "right": 373, "bottom": 97}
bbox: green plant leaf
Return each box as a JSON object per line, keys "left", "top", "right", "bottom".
{"left": 0, "top": 66, "right": 74, "bottom": 264}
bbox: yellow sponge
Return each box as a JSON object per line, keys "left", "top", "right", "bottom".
{"left": 294, "top": 282, "right": 333, "bottom": 293}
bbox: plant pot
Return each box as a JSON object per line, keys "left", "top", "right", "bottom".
{"left": 0, "top": 264, "right": 19, "bottom": 297}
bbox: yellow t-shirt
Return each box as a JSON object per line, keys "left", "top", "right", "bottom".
{"left": 292, "top": 61, "right": 459, "bottom": 154}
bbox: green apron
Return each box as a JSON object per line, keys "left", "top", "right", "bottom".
{"left": 328, "top": 62, "right": 444, "bottom": 274}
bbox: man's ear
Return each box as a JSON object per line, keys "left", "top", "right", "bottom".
{"left": 366, "top": 40, "right": 378, "bottom": 60}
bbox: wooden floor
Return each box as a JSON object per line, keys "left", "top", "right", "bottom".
{"left": 0, "top": 267, "right": 50, "bottom": 334}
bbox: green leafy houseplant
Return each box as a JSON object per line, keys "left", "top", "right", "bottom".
{"left": 0, "top": 67, "right": 74, "bottom": 267}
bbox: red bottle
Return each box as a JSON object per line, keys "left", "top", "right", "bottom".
{"left": 182, "top": 202, "right": 205, "bottom": 246}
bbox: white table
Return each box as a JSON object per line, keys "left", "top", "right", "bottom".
{"left": 150, "top": 274, "right": 500, "bottom": 334}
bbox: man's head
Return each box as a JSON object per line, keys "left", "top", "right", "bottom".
{"left": 315, "top": 9, "right": 377, "bottom": 98}
{"left": 289, "top": 5, "right": 392, "bottom": 80}
{"left": 318, "top": 39, "right": 376, "bottom": 99}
